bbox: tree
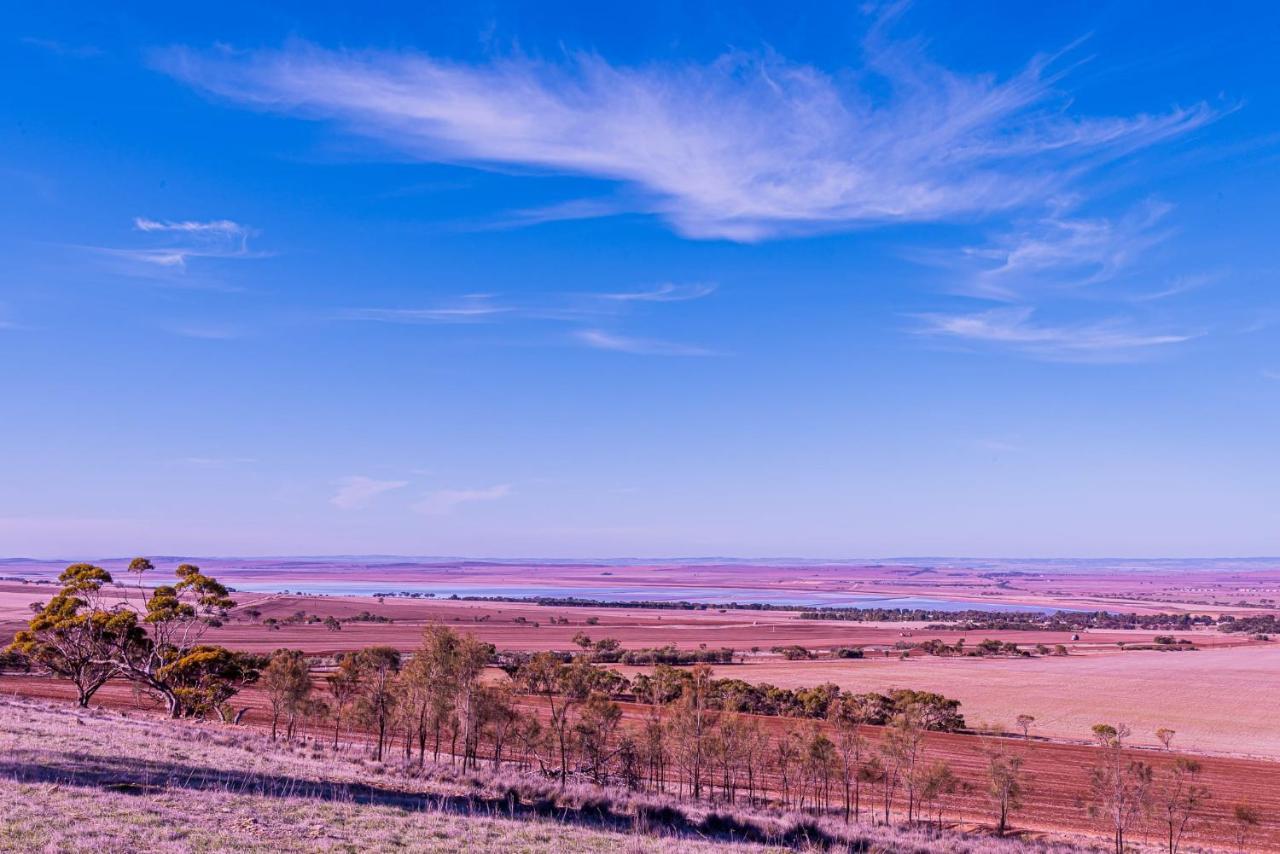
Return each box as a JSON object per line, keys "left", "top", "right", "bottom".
{"left": 774, "top": 728, "right": 802, "bottom": 809}
{"left": 1232, "top": 803, "right": 1261, "bottom": 850}
{"left": 326, "top": 652, "right": 364, "bottom": 748}
{"left": 354, "top": 646, "right": 400, "bottom": 760}
{"left": 985, "top": 742, "right": 1026, "bottom": 836}
{"left": 453, "top": 632, "right": 495, "bottom": 770}
{"left": 517, "top": 651, "right": 603, "bottom": 785}
{"left": 108, "top": 561, "right": 238, "bottom": 717}
{"left": 801, "top": 725, "right": 837, "bottom": 811}
{"left": 667, "top": 664, "right": 717, "bottom": 799}
{"left": 323, "top": 615, "right": 342, "bottom": 632}
{"left": 8, "top": 564, "right": 123, "bottom": 707}
{"left": 918, "top": 760, "right": 959, "bottom": 829}
{"left": 575, "top": 692, "right": 622, "bottom": 783}
{"left": 261, "top": 649, "right": 313, "bottom": 740}
{"left": 12, "top": 560, "right": 249, "bottom": 718}
{"left": 1016, "top": 714, "right": 1035, "bottom": 741}
{"left": 879, "top": 708, "right": 925, "bottom": 823}
{"left": 160, "top": 645, "right": 261, "bottom": 721}
{"left": 479, "top": 683, "right": 520, "bottom": 769}
{"left": 1155, "top": 757, "right": 1210, "bottom": 854}
{"left": 833, "top": 692, "right": 878, "bottom": 822}
{"left": 1086, "top": 723, "right": 1153, "bottom": 854}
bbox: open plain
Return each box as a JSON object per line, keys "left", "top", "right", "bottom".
{"left": 4, "top": 558, "right": 1280, "bottom": 849}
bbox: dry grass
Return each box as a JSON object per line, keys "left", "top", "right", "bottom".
{"left": 0, "top": 697, "right": 1099, "bottom": 853}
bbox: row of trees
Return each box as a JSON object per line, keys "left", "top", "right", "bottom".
{"left": 251, "top": 635, "right": 1258, "bottom": 851}
{"left": 1083, "top": 723, "right": 1263, "bottom": 854}
{"left": 258, "top": 634, "right": 972, "bottom": 825}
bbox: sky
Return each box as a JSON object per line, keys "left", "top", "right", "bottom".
{"left": 2, "top": 2, "right": 1279, "bottom": 559}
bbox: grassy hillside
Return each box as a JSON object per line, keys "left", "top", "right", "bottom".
{"left": 0, "top": 697, "right": 1094, "bottom": 853}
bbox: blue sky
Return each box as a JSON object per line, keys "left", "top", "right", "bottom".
{"left": 3, "top": 2, "right": 1279, "bottom": 558}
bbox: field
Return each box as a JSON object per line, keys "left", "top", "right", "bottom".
{"left": 660, "top": 645, "right": 1280, "bottom": 757}
{"left": 4, "top": 558, "right": 1280, "bottom": 850}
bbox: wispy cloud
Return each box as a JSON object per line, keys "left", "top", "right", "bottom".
{"left": 342, "top": 294, "right": 511, "bottom": 324}
{"left": 598, "top": 283, "right": 716, "bottom": 303}
{"left": 155, "top": 23, "right": 1215, "bottom": 242}
{"left": 134, "top": 217, "right": 249, "bottom": 237}
{"left": 413, "top": 483, "right": 511, "bottom": 515}
{"left": 330, "top": 475, "right": 409, "bottom": 509}
{"left": 89, "top": 216, "right": 262, "bottom": 284}
{"left": 914, "top": 306, "right": 1198, "bottom": 362}
{"left": 1263, "top": 370, "right": 1280, "bottom": 381}
{"left": 345, "top": 286, "right": 718, "bottom": 354}
{"left": 477, "top": 197, "right": 630, "bottom": 231}
{"left": 959, "top": 200, "right": 1173, "bottom": 301}
{"left": 574, "top": 329, "right": 716, "bottom": 356}
{"left": 1128, "top": 272, "right": 1215, "bottom": 303}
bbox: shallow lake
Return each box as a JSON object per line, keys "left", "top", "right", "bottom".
{"left": 225, "top": 579, "right": 1058, "bottom": 612}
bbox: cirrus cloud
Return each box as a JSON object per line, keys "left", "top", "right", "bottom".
{"left": 413, "top": 484, "right": 512, "bottom": 516}
{"left": 330, "top": 475, "right": 409, "bottom": 509}
{"left": 913, "top": 306, "right": 1198, "bottom": 362}
{"left": 153, "top": 23, "right": 1215, "bottom": 242}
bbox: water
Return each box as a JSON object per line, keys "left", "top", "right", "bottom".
{"left": 225, "top": 579, "right": 1057, "bottom": 612}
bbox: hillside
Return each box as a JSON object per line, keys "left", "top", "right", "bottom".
{"left": 0, "top": 697, "right": 1095, "bottom": 853}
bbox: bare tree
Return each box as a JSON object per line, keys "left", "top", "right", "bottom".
{"left": 1016, "top": 714, "right": 1035, "bottom": 741}
{"left": 1086, "top": 723, "right": 1153, "bottom": 854}
{"left": 1155, "top": 757, "right": 1210, "bottom": 854}
{"left": 832, "top": 695, "right": 870, "bottom": 822}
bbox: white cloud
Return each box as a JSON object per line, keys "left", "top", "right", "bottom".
{"left": 343, "top": 286, "right": 717, "bottom": 342}
{"left": 960, "top": 201, "right": 1173, "bottom": 301}
{"left": 90, "top": 217, "right": 260, "bottom": 281}
{"left": 598, "top": 283, "right": 717, "bottom": 302}
{"left": 134, "top": 217, "right": 249, "bottom": 237}
{"left": 155, "top": 29, "right": 1214, "bottom": 242}
{"left": 574, "top": 329, "right": 715, "bottom": 356}
{"left": 343, "top": 295, "right": 510, "bottom": 324}
{"left": 330, "top": 475, "right": 409, "bottom": 509}
{"left": 914, "top": 306, "right": 1197, "bottom": 362}
{"left": 413, "top": 483, "right": 512, "bottom": 515}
